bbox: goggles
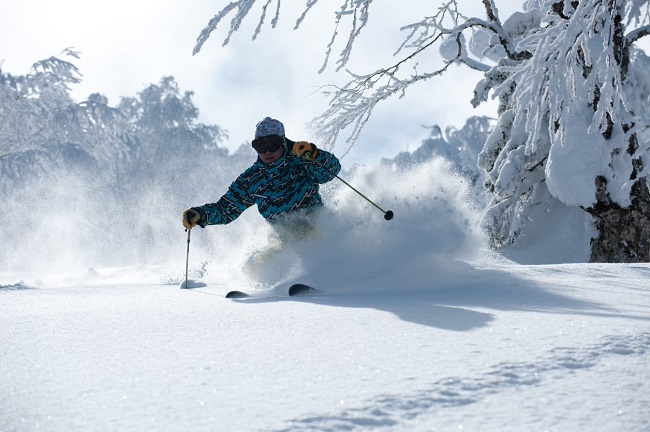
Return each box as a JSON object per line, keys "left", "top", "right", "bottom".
{"left": 252, "top": 135, "right": 284, "bottom": 154}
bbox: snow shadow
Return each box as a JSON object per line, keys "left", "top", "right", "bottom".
{"left": 202, "top": 159, "right": 620, "bottom": 330}
{"left": 238, "top": 260, "right": 617, "bottom": 332}
{"left": 272, "top": 332, "right": 650, "bottom": 432}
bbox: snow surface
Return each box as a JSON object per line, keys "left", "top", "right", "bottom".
{"left": 1, "top": 157, "right": 649, "bottom": 431}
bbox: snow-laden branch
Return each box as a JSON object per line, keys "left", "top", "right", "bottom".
{"left": 193, "top": 0, "right": 375, "bottom": 73}
{"left": 482, "top": 0, "right": 502, "bottom": 27}
{"left": 1, "top": 49, "right": 83, "bottom": 155}
{"left": 311, "top": 56, "right": 454, "bottom": 155}
{"left": 626, "top": 24, "right": 650, "bottom": 43}
{"left": 193, "top": 1, "right": 531, "bottom": 150}
{"left": 308, "top": 1, "right": 532, "bottom": 149}
{"left": 458, "top": 17, "right": 532, "bottom": 61}
{"left": 193, "top": 0, "right": 282, "bottom": 54}
{"left": 626, "top": 0, "right": 650, "bottom": 27}
{"left": 477, "top": 0, "right": 650, "bottom": 254}
{"left": 319, "top": 1, "right": 373, "bottom": 73}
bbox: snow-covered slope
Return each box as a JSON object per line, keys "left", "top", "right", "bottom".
{"left": 2, "top": 262, "right": 649, "bottom": 431}
{"left": 1, "top": 157, "right": 648, "bottom": 431}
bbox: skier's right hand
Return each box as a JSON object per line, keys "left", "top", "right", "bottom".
{"left": 182, "top": 208, "right": 201, "bottom": 229}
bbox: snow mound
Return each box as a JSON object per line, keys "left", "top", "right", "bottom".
{"left": 0, "top": 282, "right": 34, "bottom": 290}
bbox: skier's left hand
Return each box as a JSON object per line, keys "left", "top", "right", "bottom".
{"left": 293, "top": 141, "right": 317, "bottom": 161}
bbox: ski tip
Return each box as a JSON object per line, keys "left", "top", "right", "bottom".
{"left": 288, "top": 284, "right": 320, "bottom": 296}
{"left": 225, "top": 290, "right": 250, "bottom": 299}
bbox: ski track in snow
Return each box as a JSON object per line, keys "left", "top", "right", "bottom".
{"left": 275, "top": 333, "right": 650, "bottom": 431}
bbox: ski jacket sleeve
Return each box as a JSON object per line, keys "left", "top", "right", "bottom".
{"left": 302, "top": 146, "right": 341, "bottom": 184}
{"left": 193, "top": 175, "right": 255, "bottom": 226}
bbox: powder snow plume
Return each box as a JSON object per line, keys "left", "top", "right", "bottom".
{"left": 1, "top": 152, "right": 487, "bottom": 292}
{"left": 185, "top": 156, "right": 488, "bottom": 293}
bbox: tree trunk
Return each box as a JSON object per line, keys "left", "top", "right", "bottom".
{"left": 587, "top": 176, "right": 650, "bottom": 262}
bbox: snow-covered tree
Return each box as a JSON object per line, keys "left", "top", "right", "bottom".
{"left": 0, "top": 53, "right": 242, "bottom": 267}
{"left": 117, "top": 76, "right": 230, "bottom": 193}
{"left": 119, "top": 77, "right": 227, "bottom": 161}
{"left": 386, "top": 116, "right": 492, "bottom": 198}
{"left": 194, "top": 0, "right": 650, "bottom": 262}
{"left": 0, "top": 49, "right": 81, "bottom": 155}
{"left": 0, "top": 49, "right": 133, "bottom": 188}
{"left": 471, "top": 0, "right": 650, "bottom": 262}
{"left": 1, "top": 57, "right": 233, "bottom": 197}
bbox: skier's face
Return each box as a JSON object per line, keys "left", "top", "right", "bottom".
{"left": 253, "top": 135, "right": 285, "bottom": 165}
{"left": 258, "top": 145, "right": 284, "bottom": 165}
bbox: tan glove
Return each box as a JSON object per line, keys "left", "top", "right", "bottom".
{"left": 182, "top": 208, "right": 201, "bottom": 229}
{"left": 292, "top": 141, "right": 318, "bottom": 161}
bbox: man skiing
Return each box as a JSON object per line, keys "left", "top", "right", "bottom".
{"left": 182, "top": 117, "right": 341, "bottom": 233}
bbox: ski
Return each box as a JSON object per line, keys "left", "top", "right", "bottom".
{"left": 225, "top": 284, "right": 320, "bottom": 299}
{"left": 225, "top": 290, "right": 250, "bottom": 299}
{"left": 288, "top": 283, "right": 319, "bottom": 296}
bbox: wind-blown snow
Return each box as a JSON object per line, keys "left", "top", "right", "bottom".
{"left": 1, "top": 156, "right": 649, "bottom": 431}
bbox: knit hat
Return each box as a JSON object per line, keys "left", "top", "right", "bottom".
{"left": 255, "top": 117, "right": 285, "bottom": 138}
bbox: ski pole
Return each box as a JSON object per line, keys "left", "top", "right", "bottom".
{"left": 308, "top": 154, "right": 394, "bottom": 221}
{"left": 183, "top": 227, "right": 191, "bottom": 289}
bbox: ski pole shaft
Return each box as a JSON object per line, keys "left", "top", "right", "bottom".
{"left": 184, "top": 228, "right": 191, "bottom": 289}
{"left": 309, "top": 155, "right": 394, "bottom": 221}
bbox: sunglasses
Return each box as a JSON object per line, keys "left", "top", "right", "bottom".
{"left": 252, "top": 135, "right": 284, "bottom": 154}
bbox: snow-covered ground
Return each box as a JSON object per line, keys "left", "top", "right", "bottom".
{"left": 1, "top": 158, "right": 649, "bottom": 431}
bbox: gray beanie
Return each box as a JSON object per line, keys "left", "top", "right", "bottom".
{"left": 255, "top": 117, "right": 285, "bottom": 138}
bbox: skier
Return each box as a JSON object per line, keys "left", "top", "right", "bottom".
{"left": 181, "top": 117, "right": 341, "bottom": 235}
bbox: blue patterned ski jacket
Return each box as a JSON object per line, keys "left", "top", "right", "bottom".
{"left": 194, "top": 141, "right": 341, "bottom": 226}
